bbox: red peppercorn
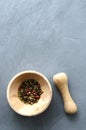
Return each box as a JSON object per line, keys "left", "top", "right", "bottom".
{"left": 32, "top": 91, "right": 36, "bottom": 95}
{"left": 18, "top": 88, "right": 21, "bottom": 91}
{"left": 35, "top": 95, "right": 40, "bottom": 99}
{"left": 18, "top": 86, "right": 22, "bottom": 91}
{"left": 27, "top": 91, "right": 31, "bottom": 95}
{"left": 33, "top": 92, "right": 36, "bottom": 96}
{"left": 26, "top": 89, "right": 30, "bottom": 93}
{"left": 38, "top": 83, "right": 40, "bottom": 87}
{"left": 32, "top": 90, "right": 35, "bottom": 93}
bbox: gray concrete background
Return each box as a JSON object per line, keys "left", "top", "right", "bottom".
{"left": 0, "top": 0, "right": 86, "bottom": 130}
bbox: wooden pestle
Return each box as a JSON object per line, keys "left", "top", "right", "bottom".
{"left": 53, "top": 73, "right": 77, "bottom": 114}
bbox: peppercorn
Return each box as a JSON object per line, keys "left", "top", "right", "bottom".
{"left": 18, "top": 79, "right": 43, "bottom": 105}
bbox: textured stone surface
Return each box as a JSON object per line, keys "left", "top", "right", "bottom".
{"left": 0, "top": 0, "right": 86, "bottom": 130}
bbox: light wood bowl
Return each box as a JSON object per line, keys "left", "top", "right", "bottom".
{"left": 7, "top": 71, "right": 52, "bottom": 116}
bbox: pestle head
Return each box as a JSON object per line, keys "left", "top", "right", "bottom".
{"left": 53, "top": 73, "right": 68, "bottom": 86}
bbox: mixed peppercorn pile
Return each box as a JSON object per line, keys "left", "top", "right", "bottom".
{"left": 18, "top": 79, "right": 43, "bottom": 105}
